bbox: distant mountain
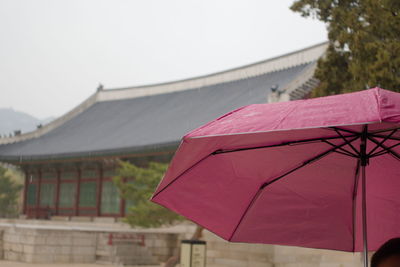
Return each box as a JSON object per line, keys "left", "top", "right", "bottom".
{"left": 0, "top": 108, "right": 55, "bottom": 137}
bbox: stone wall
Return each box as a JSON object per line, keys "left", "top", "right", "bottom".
{"left": 0, "top": 220, "right": 371, "bottom": 266}
{"left": 0, "top": 230, "right": 3, "bottom": 259}
{"left": 2, "top": 227, "right": 97, "bottom": 263}
{"left": 0, "top": 223, "right": 180, "bottom": 264}
{"left": 272, "top": 245, "right": 363, "bottom": 267}
{"left": 203, "top": 230, "right": 364, "bottom": 267}
{"left": 96, "top": 232, "right": 179, "bottom": 265}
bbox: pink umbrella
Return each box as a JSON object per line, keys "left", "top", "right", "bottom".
{"left": 152, "top": 87, "right": 400, "bottom": 267}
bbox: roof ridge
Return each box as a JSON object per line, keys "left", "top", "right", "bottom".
{"left": 106, "top": 42, "right": 328, "bottom": 91}
{"left": 97, "top": 42, "right": 328, "bottom": 102}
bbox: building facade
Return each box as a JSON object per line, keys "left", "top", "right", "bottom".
{"left": 0, "top": 42, "right": 328, "bottom": 218}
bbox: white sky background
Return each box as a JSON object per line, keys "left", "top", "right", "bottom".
{"left": 0, "top": 0, "right": 327, "bottom": 119}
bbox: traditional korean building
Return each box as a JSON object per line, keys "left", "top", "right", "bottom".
{"left": 0, "top": 43, "right": 327, "bottom": 219}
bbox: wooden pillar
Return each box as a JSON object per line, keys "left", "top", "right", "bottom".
{"left": 96, "top": 163, "right": 103, "bottom": 217}
{"left": 22, "top": 170, "right": 29, "bottom": 215}
{"left": 74, "top": 167, "right": 81, "bottom": 216}
{"left": 35, "top": 168, "right": 42, "bottom": 219}
{"left": 55, "top": 168, "right": 61, "bottom": 215}
{"left": 120, "top": 197, "right": 126, "bottom": 217}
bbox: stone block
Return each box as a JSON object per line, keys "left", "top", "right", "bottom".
{"left": 249, "top": 262, "right": 274, "bottom": 267}
{"left": 72, "top": 245, "right": 96, "bottom": 255}
{"left": 214, "top": 258, "right": 248, "bottom": 267}
{"left": 21, "top": 253, "right": 34, "bottom": 263}
{"left": 154, "top": 239, "right": 168, "bottom": 248}
{"left": 144, "top": 238, "right": 156, "bottom": 247}
{"left": 45, "top": 236, "right": 62, "bottom": 245}
{"left": 93, "top": 217, "right": 116, "bottom": 223}
{"left": 248, "top": 252, "right": 273, "bottom": 262}
{"left": 4, "top": 251, "right": 21, "bottom": 261}
{"left": 60, "top": 246, "right": 72, "bottom": 255}
{"left": 35, "top": 229, "right": 54, "bottom": 236}
{"left": 73, "top": 236, "right": 95, "bottom": 246}
{"left": 59, "top": 236, "right": 73, "bottom": 246}
{"left": 152, "top": 247, "right": 170, "bottom": 256}
{"left": 23, "top": 245, "right": 35, "bottom": 254}
{"left": 4, "top": 233, "right": 19, "bottom": 243}
{"left": 33, "top": 235, "right": 47, "bottom": 245}
{"left": 19, "top": 234, "right": 36, "bottom": 245}
{"left": 72, "top": 231, "right": 93, "bottom": 238}
{"left": 43, "top": 234, "right": 71, "bottom": 246}
{"left": 10, "top": 243, "right": 23, "bottom": 252}
{"left": 51, "top": 216, "right": 70, "bottom": 221}
{"left": 2, "top": 234, "right": 10, "bottom": 242}
{"left": 3, "top": 242, "right": 11, "bottom": 250}
{"left": 71, "top": 254, "right": 95, "bottom": 263}
{"left": 34, "top": 245, "right": 58, "bottom": 254}
{"left": 70, "top": 216, "right": 92, "bottom": 222}
{"left": 206, "top": 249, "right": 219, "bottom": 258}
{"left": 54, "top": 254, "right": 71, "bottom": 263}
{"left": 31, "top": 253, "right": 54, "bottom": 263}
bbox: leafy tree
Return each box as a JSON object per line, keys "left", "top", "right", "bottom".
{"left": 0, "top": 165, "right": 23, "bottom": 218}
{"left": 114, "top": 160, "right": 204, "bottom": 267}
{"left": 291, "top": 0, "right": 400, "bottom": 96}
{"left": 113, "top": 160, "right": 183, "bottom": 227}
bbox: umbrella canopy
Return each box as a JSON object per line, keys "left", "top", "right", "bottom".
{"left": 152, "top": 87, "right": 400, "bottom": 256}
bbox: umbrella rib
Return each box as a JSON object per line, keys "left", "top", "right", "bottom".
{"left": 228, "top": 136, "right": 359, "bottom": 241}
{"left": 367, "top": 129, "right": 398, "bottom": 156}
{"left": 334, "top": 150, "right": 360, "bottom": 158}
{"left": 367, "top": 136, "right": 400, "bottom": 162}
{"left": 369, "top": 142, "right": 400, "bottom": 157}
{"left": 322, "top": 140, "right": 359, "bottom": 157}
{"left": 328, "top": 127, "right": 360, "bottom": 135}
{"left": 260, "top": 136, "right": 359, "bottom": 189}
{"left": 369, "top": 141, "right": 400, "bottom": 157}
{"left": 151, "top": 154, "right": 213, "bottom": 199}
{"left": 228, "top": 189, "right": 263, "bottom": 241}
{"left": 213, "top": 135, "right": 356, "bottom": 155}
{"left": 332, "top": 128, "right": 361, "bottom": 156}
{"left": 369, "top": 126, "right": 400, "bottom": 134}
{"left": 370, "top": 134, "right": 400, "bottom": 141}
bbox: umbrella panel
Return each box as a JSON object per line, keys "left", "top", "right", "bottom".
{"left": 155, "top": 137, "right": 357, "bottom": 245}
{"left": 354, "top": 153, "right": 400, "bottom": 252}
{"left": 231, "top": 151, "right": 357, "bottom": 251}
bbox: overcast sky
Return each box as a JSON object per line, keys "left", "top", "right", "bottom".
{"left": 0, "top": 0, "right": 327, "bottom": 119}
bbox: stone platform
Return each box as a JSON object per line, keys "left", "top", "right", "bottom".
{"left": 0, "top": 218, "right": 185, "bottom": 265}
{"left": 0, "top": 218, "right": 369, "bottom": 267}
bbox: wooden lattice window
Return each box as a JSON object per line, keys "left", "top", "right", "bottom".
{"left": 79, "top": 181, "right": 97, "bottom": 207}
{"left": 59, "top": 183, "right": 76, "bottom": 208}
{"left": 42, "top": 171, "right": 57, "bottom": 180}
{"left": 81, "top": 169, "right": 98, "bottom": 179}
{"left": 101, "top": 181, "right": 120, "bottom": 214}
{"left": 28, "top": 172, "right": 38, "bottom": 182}
{"left": 60, "top": 171, "right": 77, "bottom": 180}
{"left": 40, "top": 183, "right": 55, "bottom": 207}
{"left": 26, "top": 183, "right": 37, "bottom": 206}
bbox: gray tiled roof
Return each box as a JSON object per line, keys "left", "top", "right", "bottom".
{"left": 0, "top": 63, "right": 314, "bottom": 162}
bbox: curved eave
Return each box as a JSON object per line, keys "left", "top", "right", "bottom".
{"left": 0, "top": 141, "right": 179, "bottom": 164}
